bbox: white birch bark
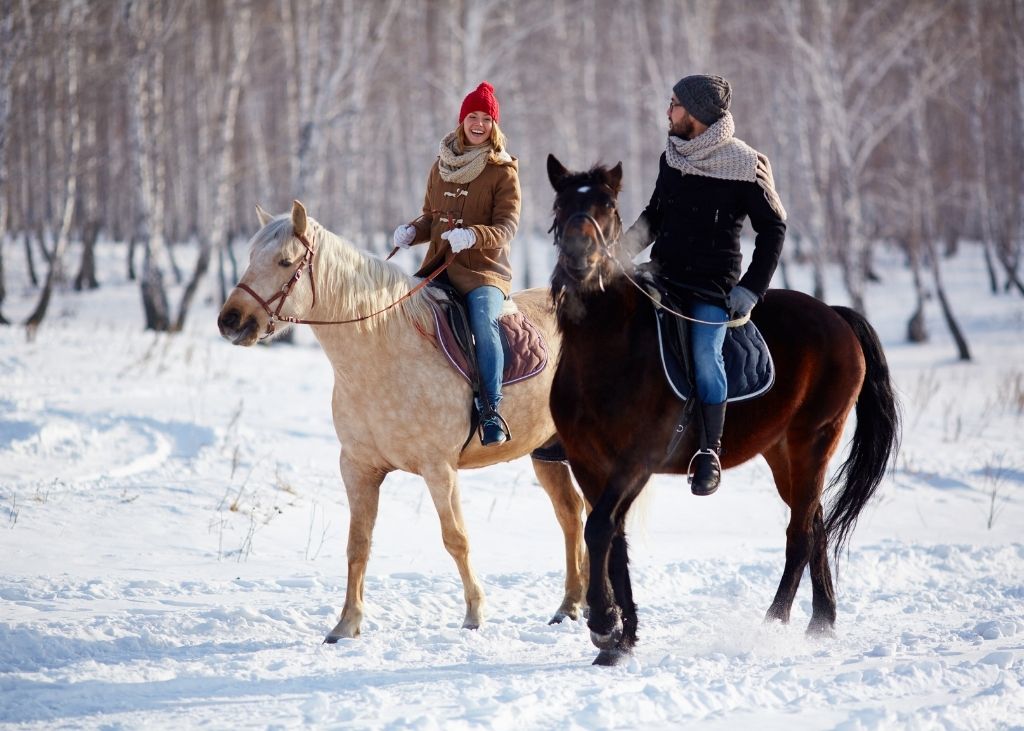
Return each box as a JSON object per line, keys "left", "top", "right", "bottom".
{"left": 175, "top": 0, "right": 254, "bottom": 330}
{"left": 25, "top": 0, "right": 84, "bottom": 337}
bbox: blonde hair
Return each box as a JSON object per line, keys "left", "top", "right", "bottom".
{"left": 455, "top": 122, "right": 509, "bottom": 163}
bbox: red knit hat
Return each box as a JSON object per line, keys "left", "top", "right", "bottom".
{"left": 459, "top": 82, "right": 500, "bottom": 124}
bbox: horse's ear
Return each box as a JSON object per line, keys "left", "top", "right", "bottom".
{"left": 291, "top": 200, "right": 308, "bottom": 236}
{"left": 607, "top": 162, "right": 623, "bottom": 194}
{"left": 547, "top": 154, "right": 570, "bottom": 191}
{"left": 255, "top": 203, "right": 272, "bottom": 227}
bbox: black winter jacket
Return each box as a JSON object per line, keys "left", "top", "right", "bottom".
{"left": 632, "top": 153, "right": 786, "bottom": 305}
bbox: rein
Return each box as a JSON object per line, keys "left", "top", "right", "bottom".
{"left": 237, "top": 229, "right": 452, "bottom": 338}
{"left": 553, "top": 197, "right": 746, "bottom": 328}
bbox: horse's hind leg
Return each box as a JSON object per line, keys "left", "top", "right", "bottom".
{"left": 532, "top": 457, "right": 587, "bottom": 623}
{"left": 326, "top": 455, "right": 387, "bottom": 642}
{"left": 763, "top": 444, "right": 815, "bottom": 625}
{"left": 764, "top": 435, "right": 840, "bottom": 634}
{"left": 806, "top": 504, "right": 837, "bottom": 636}
{"left": 423, "top": 464, "right": 486, "bottom": 629}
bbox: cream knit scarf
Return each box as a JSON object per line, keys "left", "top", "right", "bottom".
{"left": 665, "top": 112, "right": 787, "bottom": 220}
{"left": 437, "top": 131, "right": 511, "bottom": 184}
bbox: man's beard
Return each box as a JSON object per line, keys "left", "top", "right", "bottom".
{"left": 670, "top": 118, "right": 696, "bottom": 140}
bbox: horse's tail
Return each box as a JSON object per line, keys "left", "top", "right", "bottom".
{"left": 825, "top": 306, "right": 902, "bottom": 560}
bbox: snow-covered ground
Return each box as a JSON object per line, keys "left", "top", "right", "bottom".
{"left": 1, "top": 239, "right": 1022, "bottom": 730}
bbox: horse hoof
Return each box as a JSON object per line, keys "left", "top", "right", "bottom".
{"left": 326, "top": 620, "right": 360, "bottom": 642}
{"left": 590, "top": 627, "right": 622, "bottom": 651}
{"left": 593, "top": 647, "right": 632, "bottom": 666}
{"left": 462, "top": 621, "right": 480, "bottom": 630}
{"left": 549, "top": 605, "right": 581, "bottom": 624}
{"left": 806, "top": 618, "right": 836, "bottom": 638}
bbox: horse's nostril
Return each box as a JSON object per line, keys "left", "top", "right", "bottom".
{"left": 218, "top": 309, "right": 240, "bottom": 333}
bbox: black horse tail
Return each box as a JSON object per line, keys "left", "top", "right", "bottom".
{"left": 825, "top": 306, "right": 902, "bottom": 560}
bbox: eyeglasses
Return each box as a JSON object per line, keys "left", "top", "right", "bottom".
{"left": 668, "top": 99, "right": 683, "bottom": 111}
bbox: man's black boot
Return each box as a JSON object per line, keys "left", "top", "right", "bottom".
{"left": 689, "top": 401, "right": 726, "bottom": 496}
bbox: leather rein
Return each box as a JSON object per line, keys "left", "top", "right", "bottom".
{"left": 553, "top": 195, "right": 745, "bottom": 328}
{"left": 236, "top": 229, "right": 452, "bottom": 339}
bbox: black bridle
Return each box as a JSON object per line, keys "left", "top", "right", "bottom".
{"left": 550, "top": 186, "right": 625, "bottom": 287}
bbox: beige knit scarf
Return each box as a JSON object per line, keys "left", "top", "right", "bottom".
{"left": 665, "top": 112, "right": 787, "bottom": 220}
{"left": 437, "top": 131, "right": 512, "bottom": 184}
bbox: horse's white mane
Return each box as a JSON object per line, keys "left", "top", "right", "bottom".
{"left": 254, "top": 215, "right": 433, "bottom": 336}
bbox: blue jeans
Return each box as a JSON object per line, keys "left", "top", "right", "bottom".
{"left": 466, "top": 285, "right": 506, "bottom": 410}
{"left": 689, "top": 300, "right": 728, "bottom": 404}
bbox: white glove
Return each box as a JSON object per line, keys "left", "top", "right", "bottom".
{"left": 441, "top": 227, "right": 476, "bottom": 253}
{"left": 392, "top": 224, "right": 416, "bottom": 249}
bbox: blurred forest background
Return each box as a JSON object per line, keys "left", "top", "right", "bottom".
{"left": 0, "top": 0, "right": 1021, "bottom": 349}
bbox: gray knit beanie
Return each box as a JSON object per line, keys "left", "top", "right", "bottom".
{"left": 672, "top": 74, "right": 732, "bottom": 126}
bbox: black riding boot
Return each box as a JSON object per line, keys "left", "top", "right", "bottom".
{"left": 478, "top": 396, "right": 511, "bottom": 447}
{"left": 689, "top": 401, "right": 726, "bottom": 496}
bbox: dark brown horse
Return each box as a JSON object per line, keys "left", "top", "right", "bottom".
{"left": 545, "top": 155, "right": 901, "bottom": 666}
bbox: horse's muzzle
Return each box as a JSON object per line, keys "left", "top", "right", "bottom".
{"left": 217, "top": 307, "right": 260, "bottom": 346}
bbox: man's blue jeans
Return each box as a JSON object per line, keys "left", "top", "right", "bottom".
{"left": 466, "top": 285, "right": 506, "bottom": 410}
{"left": 689, "top": 300, "right": 728, "bottom": 404}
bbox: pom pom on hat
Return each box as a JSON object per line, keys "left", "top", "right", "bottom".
{"left": 459, "top": 82, "right": 500, "bottom": 124}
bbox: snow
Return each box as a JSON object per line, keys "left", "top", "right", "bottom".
{"left": 1, "top": 240, "right": 1022, "bottom": 729}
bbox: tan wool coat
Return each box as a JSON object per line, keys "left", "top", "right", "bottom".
{"left": 411, "top": 157, "right": 520, "bottom": 296}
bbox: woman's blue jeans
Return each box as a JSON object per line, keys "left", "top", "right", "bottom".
{"left": 466, "top": 285, "right": 506, "bottom": 410}
{"left": 689, "top": 300, "right": 728, "bottom": 405}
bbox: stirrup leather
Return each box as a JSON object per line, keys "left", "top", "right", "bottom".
{"left": 686, "top": 448, "right": 720, "bottom": 483}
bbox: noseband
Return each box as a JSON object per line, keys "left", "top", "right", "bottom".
{"left": 551, "top": 197, "right": 624, "bottom": 286}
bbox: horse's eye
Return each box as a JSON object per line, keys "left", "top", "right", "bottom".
{"left": 279, "top": 259, "right": 293, "bottom": 268}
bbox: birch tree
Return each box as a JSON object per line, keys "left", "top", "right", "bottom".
{"left": 174, "top": 0, "right": 254, "bottom": 331}
{"left": 121, "top": 0, "right": 184, "bottom": 331}
{"left": 24, "top": 1, "right": 85, "bottom": 339}
{"left": 0, "top": 0, "right": 30, "bottom": 324}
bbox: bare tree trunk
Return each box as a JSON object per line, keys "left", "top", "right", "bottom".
{"left": 913, "top": 76, "right": 970, "bottom": 361}
{"left": 124, "top": 0, "right": 173, "bottom": 331}
{"left": 0, "top": 0, "right": 26, "bottom": 324}
{"left": 175, "top": 0, "right": 253, "bottom": 332}
{"left": 0, "top": 236, "right": 7, "bottom": 324}
{"left": 23, "top": 230, "right": 37, "bottom": 286}
{"left": 25, "top": 3, "right": 83, "bottom": 338}
{"left": 73, "top": 220, "right": 100, "bottom": 290}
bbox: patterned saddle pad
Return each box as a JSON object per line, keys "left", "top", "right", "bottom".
{"left": 425, "top": 297, "right": 548, "bottom": 387}
{"left": 654, "top": 306, "right": 774, "bottom": 403}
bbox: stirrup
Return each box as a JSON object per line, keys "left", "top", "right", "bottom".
{"left": 478, "top": 409, "right": 511, "bottom": 446}
{"left": 686, "top": 448, "right": 720, "bottom": 482}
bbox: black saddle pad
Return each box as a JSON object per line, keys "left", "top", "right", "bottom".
{"left": 654, "top": 306, "right": 774, "bottom": 403}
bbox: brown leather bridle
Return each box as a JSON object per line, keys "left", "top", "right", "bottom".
{"left": 236, "top": 229, "right": 453, "bottom": 338}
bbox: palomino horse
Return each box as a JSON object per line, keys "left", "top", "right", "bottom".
{"left": 545, "top": 156, "right": 901, "bottom": 665}
{"left": 217, "top": 201, "right": 586, "bottom": 641}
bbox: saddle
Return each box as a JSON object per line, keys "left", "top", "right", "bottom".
{"left": 419, "top": 281, "right": 549, "bottom": 449}
{"left": 646, "top": 277, "right": 775, "bottom": 404}
{"left": 423, "top": 282, "right": 548, "bottom": 388}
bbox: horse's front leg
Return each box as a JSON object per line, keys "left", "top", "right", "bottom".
{"left": 532, "top": 457, "right": 588, "bottom": 623}
{"left": 423, "top": 464, "right": 486, "bottom": 629}
{"left": 583, "top": 496, "right": 623, "bottom": 652}
{"left": 325, "top": 455, "right": 387, "bottom": 643}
